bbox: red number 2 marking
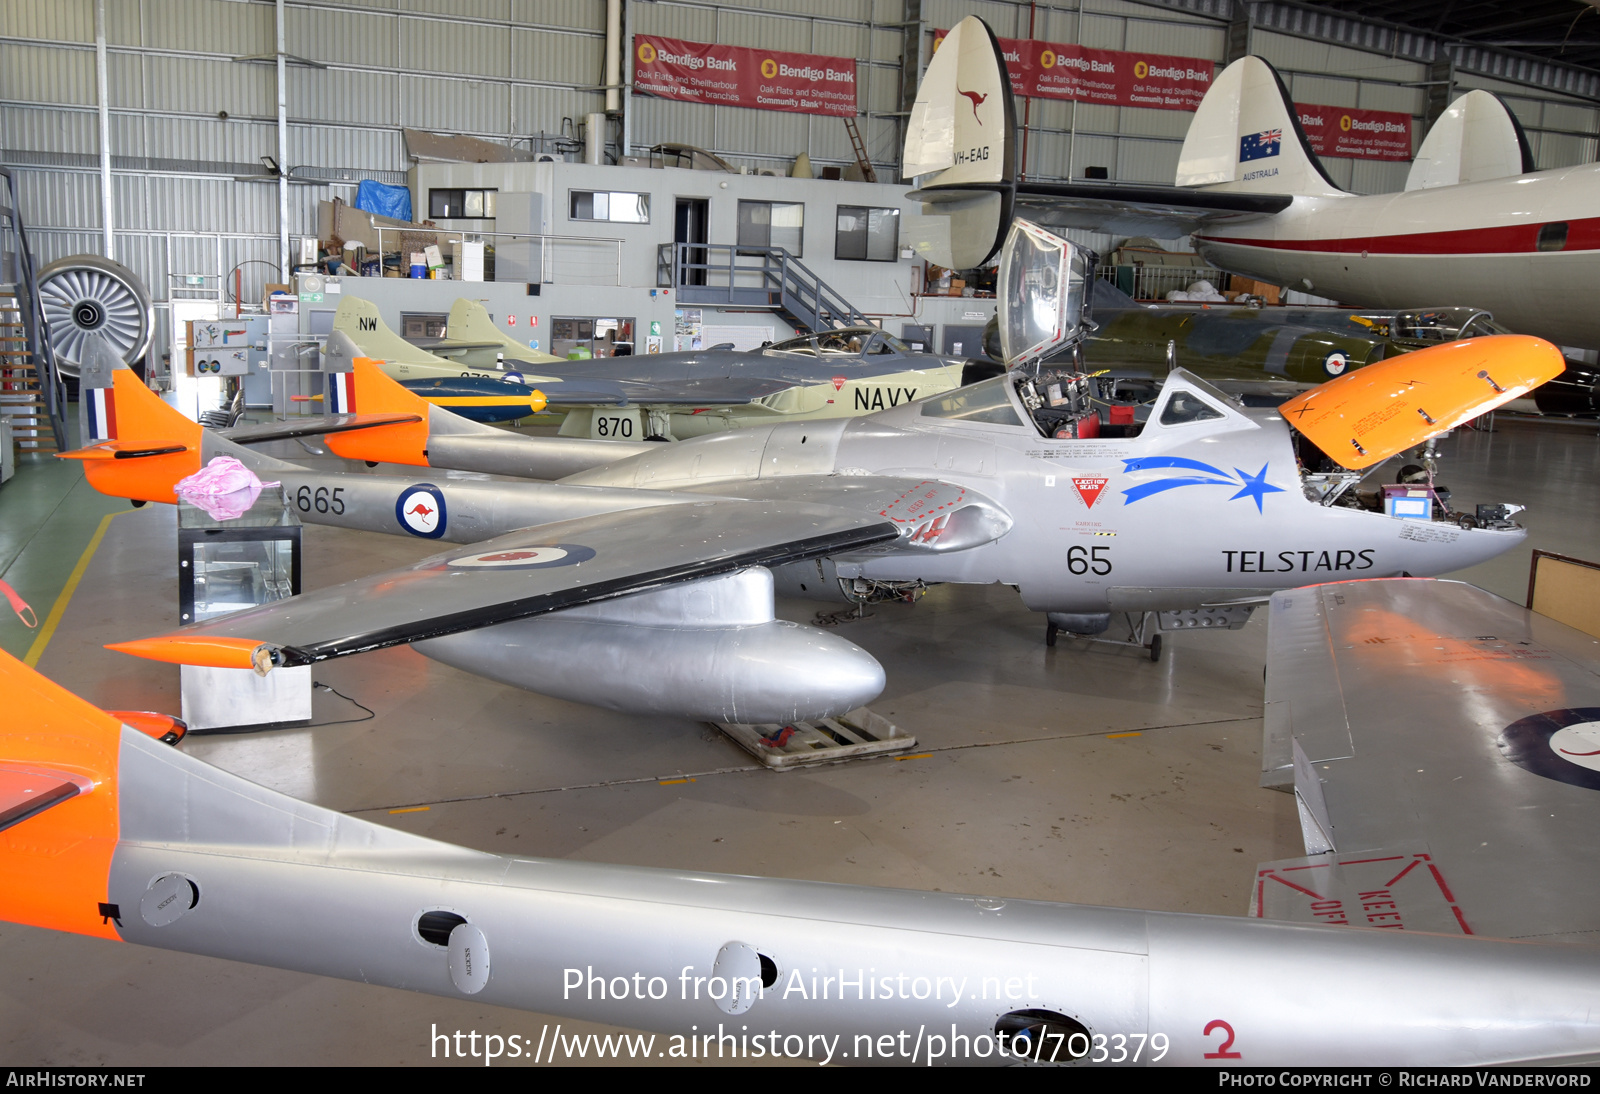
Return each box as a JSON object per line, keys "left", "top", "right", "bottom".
{"left": 1203, "top": 1019, "right": 1241, "bottom": 1059}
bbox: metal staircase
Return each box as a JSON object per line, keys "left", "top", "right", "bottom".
{"left": 657, "top": 242, "right": 871, "bottom": 332}
{"left": 0, "top": 167, "right": 66, "bottom": 454}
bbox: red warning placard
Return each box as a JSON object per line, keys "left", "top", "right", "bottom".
{"left": 633, "top": 34, "right": 857, "bottom": 119}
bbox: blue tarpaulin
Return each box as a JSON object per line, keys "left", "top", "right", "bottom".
{"left": 355, "top": 180, "right": 412, "bottom": 223}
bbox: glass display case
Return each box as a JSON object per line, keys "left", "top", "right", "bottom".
{"left": 176, "top": 487, "right": 310, "bottom": 731}
{"left": 177, "top": 486, "right": 301, "bottom": 625}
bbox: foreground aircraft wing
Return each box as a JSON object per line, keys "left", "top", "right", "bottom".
{"left": 1254, "top": 578, "right": 1600, "bottom": 942}
{"left": 109, "top": 499, "right": 899, "bottom": 668}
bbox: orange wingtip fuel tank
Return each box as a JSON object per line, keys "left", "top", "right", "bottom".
{"left": 1280, "top": 335, "right": 1564, "bottom": 470}
{"left": 55, "top": 369, "right": 202, "bottom": 502}
{"left": 323, "top": 356, "right": 432, "bottom": 467}
{"left": 105, "top": 635, "right": 280, "bottom": 673}
{"left": 0, "top": 648, "right": 123, "bottom": 940}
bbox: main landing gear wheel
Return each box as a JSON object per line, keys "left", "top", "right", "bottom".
{"left": 36, "top": 255, "right": 154, "bottom": 378}
{"left": 1045, "top": 620, "right": 1059, "bottom": 647}
{"left": 1148, "top": 634, "right": 1163, "bottom": 662}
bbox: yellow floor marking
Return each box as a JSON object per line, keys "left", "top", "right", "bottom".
{"left": 895, "top": 753, "right": 933, "bottom": 761}
{"left": 24, "top": 510, "right": 123, "bottom": 668}
{"left": 659, "top": 777, "right": 697, "bottom": 785}
{"left": 388, "top": 805, "right": 431, "bottom": 814}
{"left": 1107, "top": 732, "right": 1143, "bottom": 739}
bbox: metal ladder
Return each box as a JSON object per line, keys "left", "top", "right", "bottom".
{"left": 842, "top": 116, "right": 877, "bottom": 183}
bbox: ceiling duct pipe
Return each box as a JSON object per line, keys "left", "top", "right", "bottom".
{"left": 604, "top": 0, "right": 622, "bottom": 114}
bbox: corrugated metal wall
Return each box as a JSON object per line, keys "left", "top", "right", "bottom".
{"left": 3, "top": 0, "right": 1596, "bottom": 352}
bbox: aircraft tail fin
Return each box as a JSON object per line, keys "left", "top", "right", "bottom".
{"left": 332, "top": 295, "right": 450, "bottom": 368}
{"left": 901, "top": 15, "right": 1017, "bottom": 269}
{"left": 1406, "top": 90, "right": 1533, "bottom": 191}
{"left": 58, "top": 335, "right": 204, "bottom": 503}
{"left": 446, "top": 298, "right": 561, "bottom": 365}
{"left": 319, "top": 330, "right": 434, "bottom": 465}
{"left": 0, "top": 645, "right": 124, "bottom": 940}
{"left": 1176, "top": 56, "right": 1343, "bottom": 198}
{"left": 62, "top": 334, "right": 301, "bottom": 502}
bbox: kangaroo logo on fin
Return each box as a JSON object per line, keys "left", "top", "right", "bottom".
{"left": 957, "top": 87, "right": 987, "bottom": 123}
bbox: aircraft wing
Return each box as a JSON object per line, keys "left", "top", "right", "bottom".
{"left": 1253, "top": 578, "right": 1600, "bottom": 942}
{"left": 108, "top": 499, "right": 899, "bottom": 668}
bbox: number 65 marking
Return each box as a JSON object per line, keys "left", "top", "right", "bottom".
{"left": 1202, "top": 1019, "right": 1241, "bottom": 1059}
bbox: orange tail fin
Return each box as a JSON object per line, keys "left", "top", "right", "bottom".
{"left": 323, "top": 355, "right": 433, "bottom": 467}
{"left": 58, "top": 367, "right": 203, "bottom": 503}
{"left": 0, "top": 648, "right": 124, "bottom": 940}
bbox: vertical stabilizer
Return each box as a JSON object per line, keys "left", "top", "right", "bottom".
{"left": 1176, "top": 56, "right": 1343, "bottom": 198}
{"left": 0, "top": 647, "right": 123, "bottom": 940}
{"left": 446, "top": 298, "right": 562, "bottom": 366}
{"left": 332, "top": 296, "right": 452, "bottom": 368}
{"left": 1406, "top": 90, "right": 1534, "bottom": 191}
{"left": 902, "top": 16, "right": 1017, "bottom": 269}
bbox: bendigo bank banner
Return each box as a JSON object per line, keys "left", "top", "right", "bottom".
{"left": 1294, "top": 103, "right": 1413, "bottom": 161}
{"left": 934, "top": 30, "right": 1215, "bottom": 111}
{"left": 633, "top": 34, "right": 856, "bottom": 119}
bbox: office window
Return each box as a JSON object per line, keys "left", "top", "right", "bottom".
{"left": 737, "top": 201, "right": 804, "bottom": 256}
{"left": 570, "top": 190, "right": 650, "bottom": 224}
{"left": 836, "top": 206, "right": 899, "bottom": 262}
{"left": 428, "top": 188, "right": 497, "bottom": 219}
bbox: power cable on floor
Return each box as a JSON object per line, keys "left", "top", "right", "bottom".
{"left": 186, "top": 681, "right": 375, "bottom": 735}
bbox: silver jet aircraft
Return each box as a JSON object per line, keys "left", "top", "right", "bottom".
{"left": 7, "top": 627, "right": 1600, "bottom": 1067}
{"left": 69, "top": 221, "right": 1558, "bottom": 725}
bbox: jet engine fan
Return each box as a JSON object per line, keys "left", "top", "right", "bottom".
{"left": 37, "top": 255, "right": 154, "bottom": 378}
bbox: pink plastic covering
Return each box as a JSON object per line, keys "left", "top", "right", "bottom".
{"left": 174, "top": 457, "right": 281, "bottom": 521}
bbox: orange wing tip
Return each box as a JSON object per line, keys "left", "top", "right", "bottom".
{"left": 107, "top": 636, "right": 282, "bottom": 675}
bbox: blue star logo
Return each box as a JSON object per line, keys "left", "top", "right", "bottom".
{"left": 1228, "top": 464, "right": 1284, "bottom": 513}
{"left": 1120, "top": 457, "right": 1283, "bottom": 513}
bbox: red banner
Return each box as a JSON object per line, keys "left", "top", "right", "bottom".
{"left": 935, "top": 30, "right": 1215, "bottom": 111}
{"left": 1295, "top": 103, "right": 1413, "bottom": 161}
{"left": 633, "top": 34, "right": 856, "bottom": 118}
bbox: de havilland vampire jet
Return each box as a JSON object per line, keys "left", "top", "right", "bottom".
{"left": 332, "top": 295, "right": 977, "bottom": 439}
{"left": 65, "top": 216, "right": 1560, "bottom": 726}
{"left": 8, "top": 600, "right": 1600, "bottom": 1066}
{"left": 909, "top": 17, "right": 1600, "bottom": 350}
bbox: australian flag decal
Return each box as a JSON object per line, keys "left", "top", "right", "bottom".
{"left": 1239, "top": 129, "right": 1282, "bottom": 163}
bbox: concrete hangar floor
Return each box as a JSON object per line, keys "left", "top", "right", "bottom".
{"left": 0, "top": 415, "right": 1597, "bottom": 1066}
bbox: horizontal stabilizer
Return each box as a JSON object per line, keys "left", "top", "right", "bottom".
{"left": 219, "top": 413, "right": 423, "bottom": 445}
{"left": 1011, "top": 181, "right": 1290, "bottom": 238}
{"left": 1406, "top": 89, "right": 1534, "bottom": 192}
{"left": 57, "top": 440, "right": 193, "bottom": 461}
